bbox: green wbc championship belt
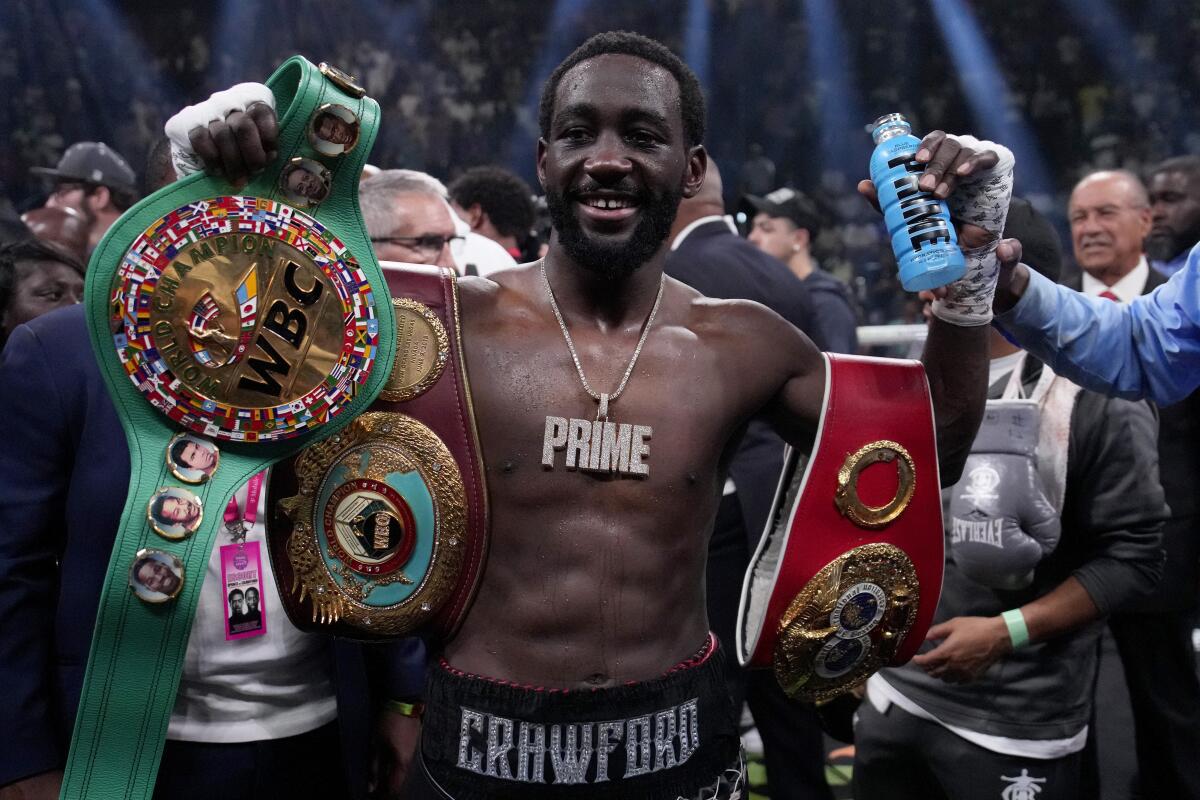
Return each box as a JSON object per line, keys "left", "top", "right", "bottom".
{"left": 63, "top": 58, "right": 394, "bottom": 799}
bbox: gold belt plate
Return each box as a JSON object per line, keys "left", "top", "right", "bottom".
{"left": 773, "top": 543, "right": 920, "bottom": 703}
{"left": 277, "top": 411, "right": 467, "bottom": 634}
{"left": 109, "top": 197, "right": 380, "bottom": 442}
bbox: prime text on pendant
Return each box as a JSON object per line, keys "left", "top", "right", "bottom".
{"left": 542, "top": 416, "right": 652, "bottom": 476}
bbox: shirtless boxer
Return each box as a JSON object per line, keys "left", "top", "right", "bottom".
{"left": 184, "top": 32, "right": 1007, "bottom": 799}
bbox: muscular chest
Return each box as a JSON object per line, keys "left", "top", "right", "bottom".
{"left": 461, "top": 320, "right": 742, "bottom": 502}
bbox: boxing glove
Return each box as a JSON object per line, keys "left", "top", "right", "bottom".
{"left": 947, "top": 400, "right": 1061, "bottom": 590}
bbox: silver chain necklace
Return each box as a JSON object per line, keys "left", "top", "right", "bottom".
{"left": 540, "top": 260, "right": 664, "bottom": 422}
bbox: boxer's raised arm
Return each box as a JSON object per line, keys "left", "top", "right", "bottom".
{"left": 864, "top": 133, "right": 1015, "bottom": 485}
{"left": 920, "top": 317, "right": 989, "bottom": 485}
{"left": 757, "top": 303, "right": 989, "bottom": 488}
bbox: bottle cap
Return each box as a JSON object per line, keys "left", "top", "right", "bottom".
{"left": 868, "top": 113, "right": 911, "bottom": 143}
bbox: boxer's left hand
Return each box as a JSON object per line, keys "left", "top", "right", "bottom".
{"left": 911, "top": 615, "right": 1012, "bottom": 683}
{"left": 857, "top": 129, "right": 999, "bottom": 209}
{"left": 370, "top": 709, "right": 421, "bottom": 797}
{"left": 856, "top": 134, "right": 997, "bottom": 254}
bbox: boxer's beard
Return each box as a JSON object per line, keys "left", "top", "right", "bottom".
{"left": 546, "top": 183, "right": 681, "bottom": 281}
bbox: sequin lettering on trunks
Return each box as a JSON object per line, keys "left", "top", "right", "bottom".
{"left": 455, "top": 698, "right": 699, "bottom": 784}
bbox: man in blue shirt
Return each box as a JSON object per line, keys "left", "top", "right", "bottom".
{"left": 993, "top": 240, "right": 1200, "bottom": 406}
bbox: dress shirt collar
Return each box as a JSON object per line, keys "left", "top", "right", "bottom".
{"left": 1080, "top": 256, "right": 1149, "bottom": 303}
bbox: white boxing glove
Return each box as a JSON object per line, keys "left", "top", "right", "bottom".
{"left": 931, "top": 134, "right": 1016, "bottom": 327}
{"left": 947, "top": 400, "right": 1061, "bottom": 589}
{"left": 164, "top": 83, "right": 275, "bottom": 180}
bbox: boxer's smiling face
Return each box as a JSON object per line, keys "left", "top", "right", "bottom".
{"left": 539, "top": 53, "right": 701, "bottom": 280}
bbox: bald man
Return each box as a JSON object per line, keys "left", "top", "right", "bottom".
{"left": 1067, "top": 170, "right": 1153, "bottom": 296}
{"left": 664, "top": 162, "right": 833, "bottom": 800}
{"left": 1061, "top": 169, "right": 1200, "bottom": 800}
{"left": 664, "top": 160, "right": 818, "bottom": 341}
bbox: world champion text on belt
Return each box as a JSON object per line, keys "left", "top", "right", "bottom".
{"left": 109, "top": 195, "right": 381, "bottom": 442}
{"left": 63, "top": 56, "right": 392, "bottom": 800}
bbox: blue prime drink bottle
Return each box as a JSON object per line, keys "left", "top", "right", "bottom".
{"left": 869, "top": 113, "right": 965, "bottom": 291}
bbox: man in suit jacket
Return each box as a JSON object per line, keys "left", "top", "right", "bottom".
{"left": 0, "top": 304, "right": 425, "bottom": 799}
{"left": 1065, "top": 169, "right": 1200, "bottom": 800}
{"left": 664, "top": 160, "right": 834, "bottom": 800}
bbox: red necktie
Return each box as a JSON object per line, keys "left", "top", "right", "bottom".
{"left": 1099, "top": 290, "right": 1120, "bottom": 302}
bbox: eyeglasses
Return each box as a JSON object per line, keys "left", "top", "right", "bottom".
{"left": 370, "top": 234, "right": 464, "bottom": 257}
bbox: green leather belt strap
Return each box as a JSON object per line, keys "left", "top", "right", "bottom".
{"left": 62, "top": 57, "right": 394, "bottom": 800}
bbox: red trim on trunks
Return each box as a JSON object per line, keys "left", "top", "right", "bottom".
{"left": 438, "top": 632, "right": 717, "bottom": 694}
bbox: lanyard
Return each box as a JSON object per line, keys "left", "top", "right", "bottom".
{"left": 224, "top": 470, "right": 266, "bottom": 541}
{"left": 61, "top": 56, "right": 390, "bottom": 800}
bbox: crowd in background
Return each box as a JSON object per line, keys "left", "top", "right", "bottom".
{"left": 4, "top": 0, "right": 1200, "bottom": 323}
{"left": 2, "top": 6, "right": 1200, "bottom": 800}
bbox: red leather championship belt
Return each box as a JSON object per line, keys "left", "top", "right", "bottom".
{"left": 736, "top": 354, "right": 943, "bottom": 702}
{"left": 269, "top": 263, "right": 488, "bottom": 640}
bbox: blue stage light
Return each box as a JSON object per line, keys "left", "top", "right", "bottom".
{"left": 928, "top": 0, "right": 1054, "bottom": 197}
{"left": 504, "top": 0, "right": 598, "bottom": 182}
{"left": 683, "top": 0, "right": 712, "bottom": 95}
{"left": 801, "top": 0, "right": 870, "bottom": 178}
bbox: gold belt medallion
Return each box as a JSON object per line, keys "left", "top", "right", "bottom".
{"left": 834, "top": 440, "right": 916, "bottom": 529}
{"left": 109, "top": 196, "right": 380, "bottom": 442}
{"left": 773, "top": 542, "right": 919, "bottom": 702}
{"left": 277, "top": 411, "right": 467, "bottom": 633}
{"left": 380, "top": 298, "right": 449, "bottom": 403}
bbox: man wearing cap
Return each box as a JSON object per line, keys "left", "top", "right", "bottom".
{"left": 32, "top": 141, "right": 139, "bottom": 257}
{"left": 744, "top": 188, "right": 858, "bottom": 353}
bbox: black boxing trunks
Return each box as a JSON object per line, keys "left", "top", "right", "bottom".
{"left": 408, "top": 634, "right": 744, "bottom": 800}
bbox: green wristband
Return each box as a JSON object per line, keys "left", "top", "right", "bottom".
{"left": 1001, "top": 608, "right": 1030, "bottom": 649}
{"left": 384, "top": 699, "right": 426, "bottom": 718}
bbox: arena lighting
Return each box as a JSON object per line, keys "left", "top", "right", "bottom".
{"left": 504, "top": 0, "right": 599, "bottom": 182}
{"left": 801, "top": 0, "right": 870, "bottom": 176}
{"left": 66, "top": 0, "right": 179, "bottom": 109}
{"left": 212, "top": 0, "right": 257, "bottom": 86}
{"left": 683, "top": 0, "right": 712, "bottom": 95}
{"left": 1055, "top": 0, "right": 1143, "bottom": 78}
{"left": 927, "top": 0, "right": 1054, "bottom": 197}
{"left": 357, "top": 0, "right": 428, "bottom": 61}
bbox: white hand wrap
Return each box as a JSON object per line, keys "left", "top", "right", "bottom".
{"left": 931, "top": 134, "right": 1016, "bottom": 327}
{"left": 163, "top": 83, "right": 276, "bottom": 180}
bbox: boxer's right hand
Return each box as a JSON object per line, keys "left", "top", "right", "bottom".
{"left": 187, "top": 103, "right": 279, "bottom": 187}
{"left": 164, "top": 83, "right": 279, "bottom": 187}
{"left": 0, "top": 769, "right": 62, "bottom": 800}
